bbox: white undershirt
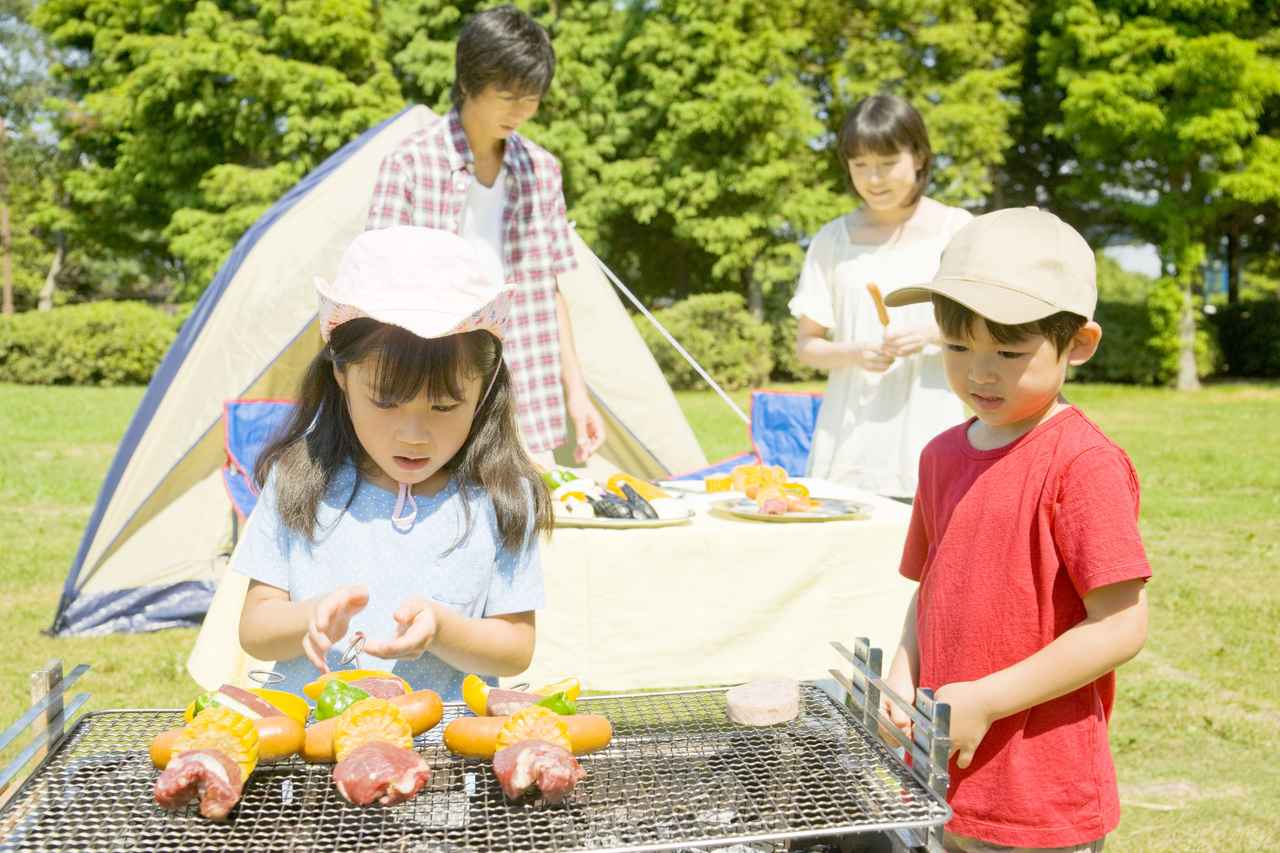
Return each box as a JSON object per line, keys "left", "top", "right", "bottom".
{"left": 460, "top": 168, "right": 507, "bottom": 276}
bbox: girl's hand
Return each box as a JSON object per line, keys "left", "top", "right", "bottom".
{"left": 361, "top": 598, "right": 442, "bottom": 660}
{"left": 883, "top": 327, "right": 930, "bottom": 358}
{"left": 855, "top": 342, "right": 895, "bottom": 373}
{"left": 305, "top": 585, "right": 370, "bottom": 672}
{"left": 934, "top": 680, "right": 994, "bottom": 769}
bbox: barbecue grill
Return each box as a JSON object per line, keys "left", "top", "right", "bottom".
{"left": 1, "top": 641, "right": 951, "bottom": 852}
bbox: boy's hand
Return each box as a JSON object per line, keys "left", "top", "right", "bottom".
{"left": 305, "top": 585, "right": 370, "bottom": 672}
{"left": 883, "top": 327, "right": 931, "bottom": 358}
{"left": 934, "top": 680, "right": 994, "bottom": 769}
{"left": 878, "top": 682, "right": 915, "bottom": 746}
{"left": 361, "top": 598, "right": 442, "bottom": 661}
{"left": 855, "top": 342, "right": 895, "bottom": 373}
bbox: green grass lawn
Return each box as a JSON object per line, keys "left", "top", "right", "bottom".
{"left": 2, "top": 380, "right": 1278, "bottom": 849}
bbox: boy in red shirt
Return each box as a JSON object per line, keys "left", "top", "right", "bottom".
{"left": 881, "top": 207, "right": 1150, "bottom": 852}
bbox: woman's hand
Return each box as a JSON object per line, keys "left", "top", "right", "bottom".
{"left": 878, "top": 672, "right": 916, "bottom": 746}
{"left": 883, "top": 327, "right": 931, "bottom": 358}
{"left": 854, "top": 342, "right": 895, "bottom": 373}
{"left": 305, "top": 585, "right": 370, "bottom": 672}
{"left": 565, "top": 388, "right": 606, "bottom": 463}
{"left": 934, "top": 680, "right": 995, "bottom": 769}
{"left": 361, "top": 597, "right": 442, "bottom": 661}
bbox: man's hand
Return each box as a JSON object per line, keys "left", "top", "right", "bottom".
{"left": 305, "top": 585, "right": 370, "bottom": 672}
{"left": 566, "top": 389, "right": 606, "bottom": 463}
{"left": 934, "top": 680, "right": 994, "bottom": 769}
{"left": 361, "top": 598, "right": 442, "bottom": 661}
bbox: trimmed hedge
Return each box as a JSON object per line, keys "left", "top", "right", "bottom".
{"left": 1210, "top": 300, "right": 1280, "bottom": 378}
{"left": 0, "top": 301, "right": 182, "bottom": 386}
{"left": 633, "top": 292, "right": 773, "bottom": 391}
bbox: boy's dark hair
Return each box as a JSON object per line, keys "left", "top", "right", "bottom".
{"left": 933, "top": 295, "right": 1087, "bottom": 356}
{"left": 451, "top": 5, "right": 555, "bottom": 105}
{"left": 837, "top": 94, "right": 933, "bottom": 205}
{"left": 256, "top": 320, "right": 552, "bottom": 551}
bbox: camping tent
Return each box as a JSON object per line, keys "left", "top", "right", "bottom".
{"left": 51, "top": 105, "right": 707, "bottom": 638}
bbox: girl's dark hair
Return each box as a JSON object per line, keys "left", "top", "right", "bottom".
{"left": 836, "top": 94, "right": 933, "bottom": 206}
{"left": 255, "top": 319, "right": 552, "bottom": 552}
{"left": 451, "top": 5, "right": 555, "bottom": 105}
{"left": 933, "top": 295, "right": 1087, "bottom": 356}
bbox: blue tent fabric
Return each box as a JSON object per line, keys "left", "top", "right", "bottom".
{"left": 52, "top": 107, "right": 418, "bottom": 637}
{"left": 749, "top": 391, "right": 823, "bottom": 478}
{"left": 223, "top": 399, "right": 295, "bottom": 519}
{"left": 673, "top": 390, "right": 822, "bottom": 480}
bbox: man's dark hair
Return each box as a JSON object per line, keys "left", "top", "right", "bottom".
{"left": 452, "top": 5, "right": 555, "bottom": 105}
{"left": 933, "top": 295, "right": 1087, "bottom": 356}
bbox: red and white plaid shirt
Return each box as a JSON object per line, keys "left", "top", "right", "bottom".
{"left": 366, "top": 108, "right": 578, "bottom": 453}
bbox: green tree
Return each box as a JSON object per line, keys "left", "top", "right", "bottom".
{"left": 1035, "top": 0, "right": 1280, "bottom": 387}
{"left": 34, "top": 0, "right": 404, "bottom": 298}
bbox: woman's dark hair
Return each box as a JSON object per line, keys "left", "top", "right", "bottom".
{"left": 836, "top": 94, "right": 933, "bottom": 206}
{"left": 933, "top": 295, "right": 1087, "bottom": 356}
{"left": 451, "top": 5, "right": 555, "bottom": 105}
{"left": 255, "top": 319, "right": 552, "bottom": 551}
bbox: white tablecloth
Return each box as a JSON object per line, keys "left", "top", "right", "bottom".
{"left": 187, "top": 480, "right": 916, "bottom": 693}
{"left": 519, "top": 479, "right": 916, "bottom": 690}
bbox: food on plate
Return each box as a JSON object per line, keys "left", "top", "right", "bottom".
{"left": 606, "top": 473, "right": 668, "bottom": 502}
{"left": 725, "top": 678, "right": 801, "bottom": 726}
{"left": 443, "top": 713, "right": 613, "bottom": 759}
{"left": 728, "top": 463, "right": 788, "bottom": 498}
{"left": 154, "top": 748, "right": 244, "bottom": 821}
{"left": 303, "top": 669, "right": 410, "bottom": 701}
{"left": 302, "top": 689, "right": 443, "bottom": 763}
{"left": 153, "top": 706, "right": 260, "bottom": 820}
{"left": 705, "top": 474, "right": 733, "bottom": 492}
{"left": 618, "top": 483, "right": 659, "bottom": 519}
{"left": 586, "top": 492, "right": 634, "bottom": 519}
{"left": 333, "top": 741, "right": 432, "bottom": 806}
{"left": 755, "top": 485, "right": 789, "bottom": 516}
{"left": 492, "top": 740, "right": 585, "bottom": 803}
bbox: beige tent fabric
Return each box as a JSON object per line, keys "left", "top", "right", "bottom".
{"left": 69, "top": 105, "right": 705, "bottom": 641}
{"left": 188, "top": 481, "right": 914, "bottom": 692}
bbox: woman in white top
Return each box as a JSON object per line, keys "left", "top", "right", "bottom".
{"left": 790, "top": 95, "right": 972, "bottom": 499}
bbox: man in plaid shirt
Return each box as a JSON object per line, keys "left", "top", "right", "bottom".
{"left": 366, "top": 5, "right": 604, "bottom": 462}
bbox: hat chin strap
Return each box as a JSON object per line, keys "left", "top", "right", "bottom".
{"left": 388, "top": 362, "right": 501, "bottom": 532}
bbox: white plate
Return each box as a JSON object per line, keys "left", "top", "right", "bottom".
{"left": 553, "top": 508, "right": 695, "bottom": 529}
{"left": 711, "top": 497, "right": 871, "bottom": 523}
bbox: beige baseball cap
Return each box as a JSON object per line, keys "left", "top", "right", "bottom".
{"left": 885, "top": 207, "right": 1097, "bottom": 323}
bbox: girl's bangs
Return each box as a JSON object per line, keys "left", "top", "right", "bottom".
{"left": 841, "top": 120, "right": 912, "bottom": 161}
{"left": 367, "top": 327, "right": 473, "bottom": 405}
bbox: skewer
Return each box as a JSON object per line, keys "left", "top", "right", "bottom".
{"left": 339, "top": 631, "right": 367, "bottom": 669}
{"left": 247, "top": 669, "right": 284, "bottom": 686}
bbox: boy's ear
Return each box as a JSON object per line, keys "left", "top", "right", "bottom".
{"left": 1067, "top": 321, "right": 1102, "bottom": 367}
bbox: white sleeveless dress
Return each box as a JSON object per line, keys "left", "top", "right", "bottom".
{"left": 788, "top": 198, "right": 972, "bottom": 497}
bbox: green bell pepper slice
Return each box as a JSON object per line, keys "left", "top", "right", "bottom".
{"left": 193, "top": 691, "right": 216, "bottom": 716}
{"left": 535, "top": 691, "right": 577, "bottom": 715}
{"left": 314, "top": 678, "right": 371, "bottom": 721}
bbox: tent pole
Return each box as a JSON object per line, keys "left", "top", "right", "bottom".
{"left": 579, "top": 241, "right": 751, "bottom": 426}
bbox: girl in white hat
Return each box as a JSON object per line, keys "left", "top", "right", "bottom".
{"left": 236, "top": 226, "right": 552, "bottom": 701}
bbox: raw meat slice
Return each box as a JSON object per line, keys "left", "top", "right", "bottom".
{"left": 725, "top": 678, "right": 801, "bottom": 726}
{"left": 154, "top": 749, "right": 243, "bottom": 820}
{"left": 333, "top": 741, "right": 431, "bottom": 806}
{"left": 348, "top": 677, "right": 406, "bottom": 699}
{"left": 492, "top": 740, "right": 585, "bottom": 803}
{"left": 486, "top": 688, "right": 541, "bottom": 716}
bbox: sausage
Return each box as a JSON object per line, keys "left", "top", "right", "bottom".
{"left": 866, "top": 282, "right": 891, "bottom": 327}
{"left": 443, "top": 714, "right": 613, "bottom": 760}
{"left": 150, "top": 715, "right": 305, "bottom": 768}
{"left": 302, "top": 690, "right": 444, "bottom": 764}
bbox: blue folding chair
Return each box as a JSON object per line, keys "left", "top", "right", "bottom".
{"left": 673, "top": 390, "right": 823, "bottom": 480}
{"left": 221, "top": 399, "right": 296, "bottom": 520}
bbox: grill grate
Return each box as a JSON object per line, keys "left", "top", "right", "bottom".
{"left": 0, "top": 684, "right": 948, "bottom": 852}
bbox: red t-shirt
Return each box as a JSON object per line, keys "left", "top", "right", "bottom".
{"left": 901, "top": 406, "right": 1151, "bottom": 848}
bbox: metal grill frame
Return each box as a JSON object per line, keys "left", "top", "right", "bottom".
{"left": 2, "top": 645, "right": 951, "bottom": 853}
